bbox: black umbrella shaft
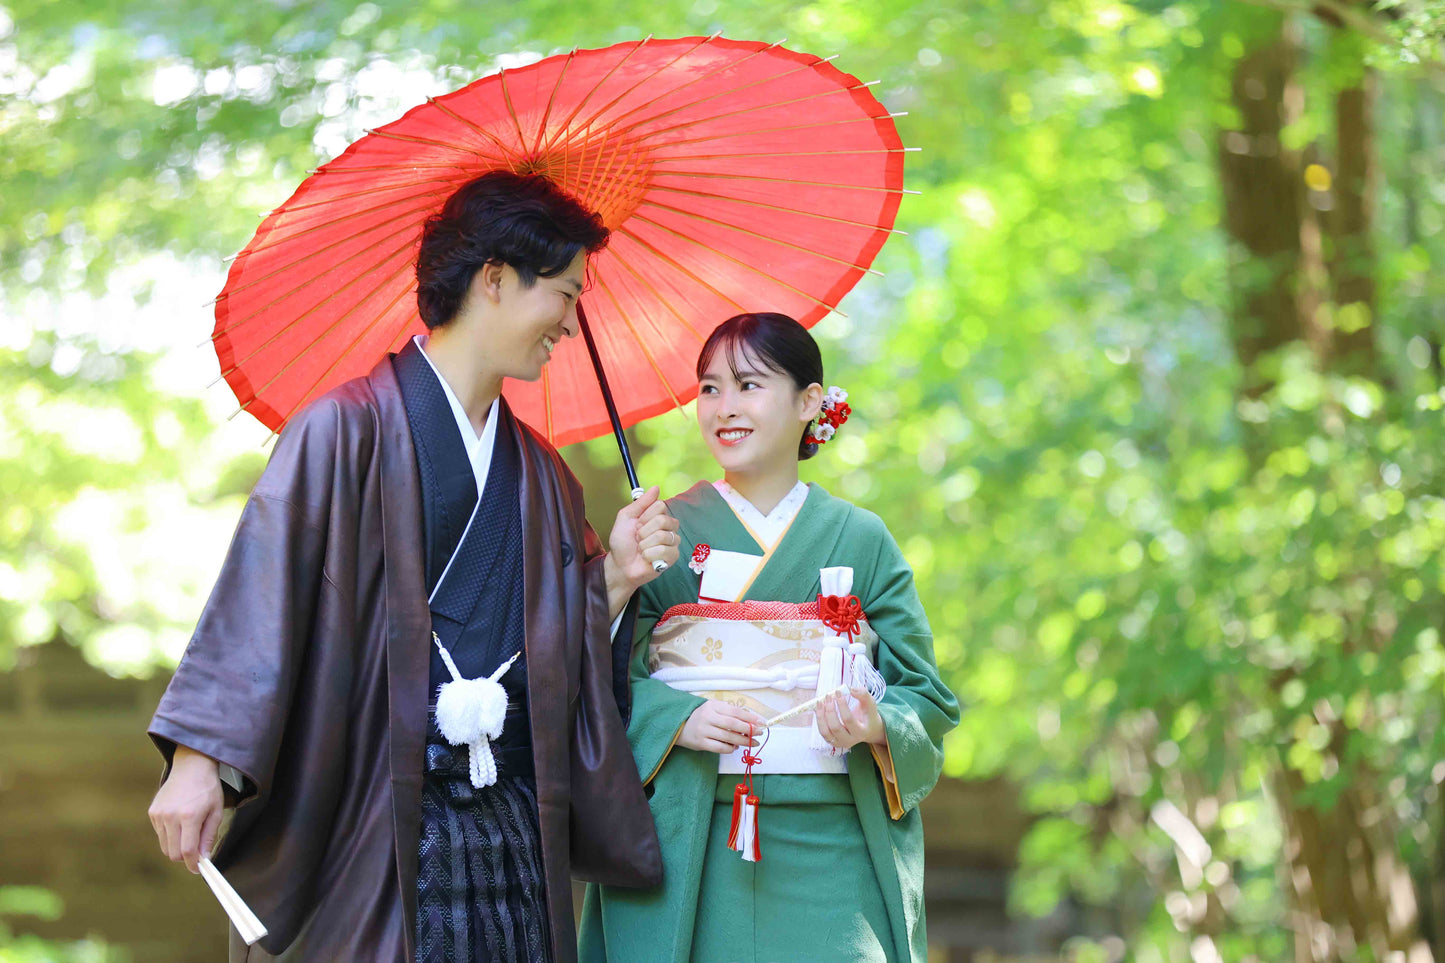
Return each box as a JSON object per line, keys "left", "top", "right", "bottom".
{"left": 576, "top": 301, "right": 642, "bottom": 495}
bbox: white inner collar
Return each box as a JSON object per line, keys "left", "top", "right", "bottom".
{"left": 713, "top": 480, "right": 809, "bottom": 550}
{"left": 414, "top": 334, "right": 499, "bottom": 500}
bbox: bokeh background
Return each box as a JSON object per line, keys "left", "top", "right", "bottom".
{"left": 4, "top": 1, "right": 1445, "bottom": 960}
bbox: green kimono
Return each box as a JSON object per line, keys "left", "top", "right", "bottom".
{"left": 579, "top": 482, "right": 959, "bottom": 963}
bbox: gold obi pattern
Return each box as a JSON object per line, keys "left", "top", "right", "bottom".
{"left": 649, "top": 601, "right": 880, "bottom": 774}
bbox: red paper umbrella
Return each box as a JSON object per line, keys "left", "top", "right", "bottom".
{"left": 214, "top": 35, "right": 909, "bottom": 457}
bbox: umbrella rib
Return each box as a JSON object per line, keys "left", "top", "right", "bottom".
{"left": 234, "top": 188, "right": 442, "bottom": 267}
{"left": 643, "top": 112, "right": 903, "bottom": 152}
{"left": 612, "top": 225, "right": 749, "bottom": 316}
{"left": 578, "top": 125, "right": 635, "bottom": 214}
{"left": 651, "top": 147, "right": 917, "bottom": 164}
{"left": 541, "top": 364, "right": 554, "bottom": 444}
{"left": 635, "top": 200, "right": 885, "bottom": 276}
{"left": 213, "top": 242, "right": 417, "bottom": 382}
{"left": 307, "top": 162, "right": 476, "bottom": 175}
{"left": 215, "top": 199, "right": 434, "bottom": 304}
{"left": 598, "top": 40, "right": 804, "bottom": 138}
{"left": 601, "top": 244, "right": 708, "bottom": 345}
{"left": 498, "top": 69, "right": 530, "bottom": 159}
{"left": 532, "top": 48, "right": 576, "bottom": 155}
{"left": 626, "top": 214, "right": 854, "bottom": 316}
{"left": 606, "top": 246, "right": 708, "bottom": 343}
{"left": 578, "top": 128, "right": 640, "bottom": 221}
{"left": 385, "top": 324, "right": 416, "bottom": 356}
{"left": 214, "top": 224, "right": 422, "bottom": 342}
{"left": 623, "top": 81, "right": 885, "bottom": 144}
{"left": 363, "top": 128, "right": 491, "bottom": 156}
{"left": 577, "top": 35, "right": 771, "bottom": 135}
{"left": 651, "top": 169, "right": 917, "bottom": 193}
{"left": 592, "top": 272, "right": 685, "bottom": 413}
{"left": 222, "top": 251, "right": 415, "bottom": 399}
{"left": 263, "top": 175, "right": 459, "bottom": 217}
{"left": 424, "top": 95, "right": 524, "bottom": 160}
{"left": 644, "top": 183, "right": 909, "bottom": 235}
{"left": 548, "top": 35, "right": 713, "bottom": 153}
{"left": 268, "top": 282, "right": 417, "bottom": 427}
{"left": 539, "top": 38, "right": 654, "bottom": 155}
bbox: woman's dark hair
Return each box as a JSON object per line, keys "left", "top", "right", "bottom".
{"left": 696, "top": 312, "right": 825, "bottom": 461}
{"left": 415, "top": 171, "right": 610, "bottom": 328}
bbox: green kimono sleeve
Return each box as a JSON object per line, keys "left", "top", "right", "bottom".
{"left": 624, "top": 573, "right": 706, "bottom": 786}
{"left": 854, "top": 511, "right": 960, "bottom": 819}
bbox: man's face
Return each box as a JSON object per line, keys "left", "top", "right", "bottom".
{"left": 458, "top": 251, "right": 586, "bottom": 382}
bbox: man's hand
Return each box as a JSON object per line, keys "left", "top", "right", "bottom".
{"left": 603, "top": 486, "right": 681, "bottom": 618}
{"left": 148, "top": 745, "right": 225, "bottom": 874}
{"left": 679, "top": 700, "right": 767, "bottom": 754}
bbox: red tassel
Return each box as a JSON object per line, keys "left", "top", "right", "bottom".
{"left": 728, "top": 722, "right": 766, "bottom": 861}
{"left": 726, "top": 782, "right": 747, "bottom": 850}
{"left": 745, "top": 795, "right": 761, "bottom": 862}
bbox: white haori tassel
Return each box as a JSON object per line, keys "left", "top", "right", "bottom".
{"left": 811, "top": 566, "right": 854, "bottom": 754}
{"left": 432, "top": 631, "right": 522, "bottom": 789}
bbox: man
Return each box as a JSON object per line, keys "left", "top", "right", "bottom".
{"left": 147, "top": 171, "right": 678, "bottom": 962}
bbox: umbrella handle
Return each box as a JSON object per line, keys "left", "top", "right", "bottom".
{"left": 632, "top": 488, "right": 668, "bottom": 574}
{"left": 576, "top": 301, "right": 667, "bottom": 574}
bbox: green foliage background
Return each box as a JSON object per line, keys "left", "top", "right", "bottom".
{"left": 5, "top": 0, "right": 1445, "bottom": 955}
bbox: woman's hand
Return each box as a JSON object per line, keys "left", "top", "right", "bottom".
{"left": 148, "top": 745, "right": 225, "bottom": 874}
{"left": 679, "top": 700, "right": 767, "bottom": 754}
{"left": 814, "top": 687, "right": 887, "bottom": 751}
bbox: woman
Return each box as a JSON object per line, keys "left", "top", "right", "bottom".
{"left": 579, "top": 313, "right": 959, "bottom": 963}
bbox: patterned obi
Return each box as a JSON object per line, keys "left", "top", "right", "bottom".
{"left": 649, "top": 600, "right": 879, "bottom": 774}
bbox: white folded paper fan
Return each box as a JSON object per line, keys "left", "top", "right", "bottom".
{"left": 199, "top": 857, "right": 268, "bottom": 945}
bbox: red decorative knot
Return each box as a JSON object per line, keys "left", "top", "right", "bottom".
{"left": 740, "top": 752, "right": 763, "bottom": 767}
{"left": 817, "top": 593, "right": 864, "bottom": 641}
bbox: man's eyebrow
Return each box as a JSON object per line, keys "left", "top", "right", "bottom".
{"left": 563, "top": 278, "right": 583, "bottom": 293}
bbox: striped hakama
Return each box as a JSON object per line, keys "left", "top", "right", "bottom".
{"left": 415, "top": 731, "right": 551, "bottom": 963}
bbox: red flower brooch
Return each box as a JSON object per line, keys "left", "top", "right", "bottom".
{"left": 689, "top": 543, "right": 711, "bottom": 575}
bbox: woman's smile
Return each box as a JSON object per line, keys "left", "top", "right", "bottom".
{"left": 716, "top": 427, "right": 753, "bottom": 447}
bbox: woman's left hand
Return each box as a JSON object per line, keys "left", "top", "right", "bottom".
{"left": 815, "top": 686, "right": 887, "bottom": 750}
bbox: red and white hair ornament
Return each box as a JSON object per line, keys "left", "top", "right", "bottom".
{"left": 689, "top": 543, "right": 711, "bottom": 575}
{"left": 807, "top": 386, "right": 851, "bottom": 445}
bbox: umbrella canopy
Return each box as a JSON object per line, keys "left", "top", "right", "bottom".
{"left": 214, "top": 35, "right": 909, "bottom": 445}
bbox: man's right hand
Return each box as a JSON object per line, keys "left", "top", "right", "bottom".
{"left": 678, "top": 700, "right": 767, "bottom": 754}
{"left": 148, "top": 745, "right": 225, "bottom": 874}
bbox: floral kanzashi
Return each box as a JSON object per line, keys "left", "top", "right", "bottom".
{"left": 807, "top": 386, "right": 851, "bottom": 446}
{"left": 689, "top": 543, "right": 712, "bottom": 575}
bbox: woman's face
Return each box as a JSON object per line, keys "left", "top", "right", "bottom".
{"left": 696, "top": 343, "right": 821, "bottom": 475}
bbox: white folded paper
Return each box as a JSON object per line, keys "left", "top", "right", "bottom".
{"left": 198, "top": 858, "right": 268, "bottom": 946}
{"left": 763, "top": 685, "right": 850, "bottom": 728}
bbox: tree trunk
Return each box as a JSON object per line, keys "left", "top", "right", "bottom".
{"left": 1322, "top": 39, "right": 1381, "bottom": 380}
{"left": 1218, "top": 15, "right": 1427, "bottom": 960}
{"left": 1275, "top": 754, "right": 1429, "bottom": 959}
{"left": 1216, "top": 19, "right": 1316, "bottom": 399}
